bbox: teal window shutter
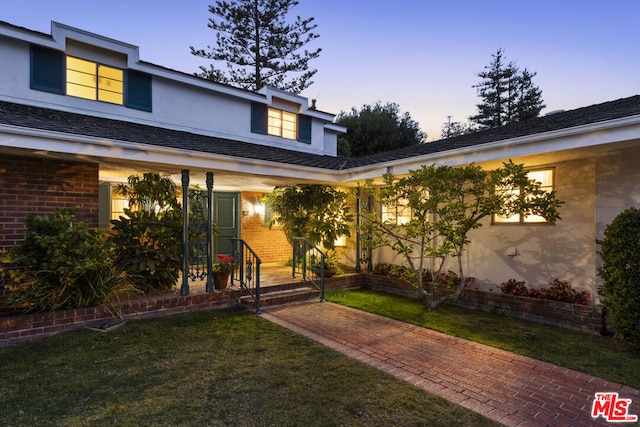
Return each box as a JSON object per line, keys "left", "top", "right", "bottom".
{"left": 297, "top": 115, "right": 312, "bottom": 144}
{"left": 125, "top": 70, "right": 152, "bottom": 112}
{"left": 30, "top": 45, "right": 64, "bottom": 94}
{"left": 251, "top": 102, "right": 268, "bottom": 134}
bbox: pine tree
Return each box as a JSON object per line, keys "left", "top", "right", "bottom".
{"left": 190, "top": 0, "right": 321, "bottom": 94}
{"left": 470, "top": 49, "right": 544, "bottom": 129}
{"left": 515, "top": 68, "right": 545, "bottom": 121}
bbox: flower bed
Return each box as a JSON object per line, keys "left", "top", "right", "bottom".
{"left": 363, "top": 272, "right": 605, "bottom": 335}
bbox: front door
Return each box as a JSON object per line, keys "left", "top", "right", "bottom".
{"left": 214, "top": 192, "right": 240, "bottom": 256}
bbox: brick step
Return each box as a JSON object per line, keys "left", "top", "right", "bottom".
{"left": 240, "top": 286, "right": 320, "bottom": 310}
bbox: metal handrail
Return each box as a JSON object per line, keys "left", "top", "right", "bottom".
{"left": 291, "top": 237, "right": 326, "bottom": 302}
{"left": 231, "top": 238, "right": 262, "bottom": 313}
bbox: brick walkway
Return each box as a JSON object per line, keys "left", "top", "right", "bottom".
{"left": 260, "top": 302, "right": 640, "bottom": 427}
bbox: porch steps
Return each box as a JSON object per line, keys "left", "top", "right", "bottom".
{"left": 240, "top": 286, "right": 320, "bottom": 311}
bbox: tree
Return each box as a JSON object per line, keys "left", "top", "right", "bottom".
{"left": 190, "top": 0, "right": 321, "bottom": 94}
{"left": 470, "top": 49, "right": 545, "bottom": 129}
{"left": 441, "top": 116, "right": 476, "bottom": 139}
{"left": 336, "top": 102, "right": 426, "bottom": 157}
{"left": 598, "top": 208, "right": 640, "bottom": 348}
{"left": 264, "top": 184, "right": 352, "bottom": 250}
{"left": 359, "top": 161, "right": 563, "bottom": 308}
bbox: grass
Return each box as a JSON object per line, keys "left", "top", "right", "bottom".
{"left": 326, "top": 289, "right": 640, "bottom": 389}
{"left": 0, "top": 307, "right": 499, "bottom": 427}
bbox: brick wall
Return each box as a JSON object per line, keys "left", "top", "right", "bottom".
{"left": 0, "top": 289, "right": 242, "bottom": 346}
{"left": 240, "top": 191, "right": 290, "bottom": 263}
{"left": 0, "top": 154, "right": 99, "bottom": 249}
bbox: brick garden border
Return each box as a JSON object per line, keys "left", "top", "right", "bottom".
{"left": 0, "top": 272, "right": 604, "bottom": 346}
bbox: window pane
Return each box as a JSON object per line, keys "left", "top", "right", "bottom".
{"left": 67, "top": 68, "right": 96, "bottom": 87}
{"left": 282, "top": 111, "right": 297, "bottom": 140}
{"left": 494, "top": 213, "right": 520, "bottom": 223}
{"left": 67, "top": 82, "right": 96, "bottom": 100}
{"left": 99, "top": 89, "right": 123, "bottom": 104}
{"left": 528, "top": 169, "right": 553, "bottom": 190}
{"left": 268, "top": 109, "right": 282, "bottom": 136}
{"left": 67, "top": 56, "right": 95, "bottom": 74}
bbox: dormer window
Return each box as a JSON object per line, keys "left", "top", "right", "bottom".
{"left": 251, "top": 102, "right": 311, "bottom": 144}
{"left": 30, "top": 45, "right": 152, "bottom": 112}
{"left": 268, "top": 108, "right": 297, "bottom": 140}
{"left": 66, "top": 56, "right": 124, "bottom": 105}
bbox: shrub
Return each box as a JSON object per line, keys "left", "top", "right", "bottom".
{"left": 498, "top": 278, "right": 591, "bottom": 305}
{"left": 5, "top": 208, "right": 134, "bottom": 312}
{"left": 109, "top": 209, "right": 182, "bottom": 292}
{"left": 371, "top": 263, "right": 474, "bottom": 289}
{"left": 498, "top": 278, "right": 528, "bottom": 296}
{"left": 598, "top": 207, "right": 640, "bottom": 348}
{"left": 109, "top": 173, "right": 183, "bottom": 292}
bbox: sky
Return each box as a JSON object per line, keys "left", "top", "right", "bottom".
{"left": 4, "top": 0, "right": 640, "bottom": 141}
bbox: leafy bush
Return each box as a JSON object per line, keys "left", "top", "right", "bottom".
{"left": 5, "top": 208, "right": 134, "bottom": 312}
{"left": 109, "top": 173, "right": 183, "bottom": 292}
{"left": 110, "top": 209, "right": 182, "bottom": 292}
{"left": 371, "top": 263, "right": 474, "bottom": 289}
{"left": 598, "top": 207, "right": 640, "bottom": 348}
{"left": 498, "top": 278, "right": 591, "bottom": 305}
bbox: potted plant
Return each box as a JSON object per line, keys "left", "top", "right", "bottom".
{"left": 313, "top": 250, "right": 339, "bottom": 278}
{"left": 212, "top": 254, "right": 239, "bottom": 289}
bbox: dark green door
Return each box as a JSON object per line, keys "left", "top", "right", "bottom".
{"left": 214, "top": 192, "right": 240, "bottom": 256}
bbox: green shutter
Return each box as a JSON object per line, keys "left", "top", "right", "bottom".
{"left": 125, "top": 70, "right": 152, "bottom": 111}
{"left": 297, "top": 115, "right": 312, "bottom": 144}
{"left": 98, "top": 183, "right": 112, "bottom": 228}
{"left": 251, "top": 102, "right": 268, "bottom": 134}
{"left": 30, "top": 45, "right": 64, "bottom": 94}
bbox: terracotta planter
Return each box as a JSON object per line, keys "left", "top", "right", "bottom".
{"left": 213, "top": 272, "right": 230, "bottom": 290}
{"left": 314, "top": 268, "right": 337, "bottom": 278}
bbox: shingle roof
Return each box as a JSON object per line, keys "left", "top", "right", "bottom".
{"left": 1, "top": 95, "right": 640, "bottom": 171}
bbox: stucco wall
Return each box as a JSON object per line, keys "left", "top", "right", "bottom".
{"left": 0, "top": 33, "right": 335, "bottom": 157}
{"left": 370, "top": 158, "right": 598, "bottom": 298}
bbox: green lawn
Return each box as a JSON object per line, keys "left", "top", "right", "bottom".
{"left": 326, "top": 289, "right": 640, "bottom": 389}
{"left": 0, "top": 307, "right": 498, "bottom": 427}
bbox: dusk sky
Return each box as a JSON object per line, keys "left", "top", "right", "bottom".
{"left": 4, "top": 0, "right": 640, "bottom": 141}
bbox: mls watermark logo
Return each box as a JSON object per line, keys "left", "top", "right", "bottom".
{"left": 591, "top": 392, "right": 638, "bottom": 423}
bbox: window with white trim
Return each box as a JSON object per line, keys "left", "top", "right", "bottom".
{"left": 494, "top": 168, "right": 555, "bottom": 224}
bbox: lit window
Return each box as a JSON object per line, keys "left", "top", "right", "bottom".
{"left": 268, "top": 108, "right": 297, "bottom": 139}
{"left": 66, "top": 56, "right": 123, "bottom": 104}
{"left": 382, "top": 198, "right": 412, "bottom": 225}
{"left": 494, "top": 168, "right": 554, "bottom": 224}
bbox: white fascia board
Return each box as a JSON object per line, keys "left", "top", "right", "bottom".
{"left": 0, "top": 125, "right": 343, "bottom": 182}
{"left": 340, "top": 115, "right": 640, "bottom": 182}
{"left": 324, "top": 123, "right": 347, "bottom": 134}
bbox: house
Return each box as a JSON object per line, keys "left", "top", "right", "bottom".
{"left": 1, "top": 20, "right": 640, "bottom": 303}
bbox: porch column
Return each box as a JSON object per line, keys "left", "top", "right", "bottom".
{"left": 205, "top": 172, "right": 214, "bottom": 293}
{"left": 181, "top": 169, "right": 190, "bottom": 296}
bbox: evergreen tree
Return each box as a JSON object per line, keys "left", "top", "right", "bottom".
{"left": 336, "top": 102, "right": 426, "bottom": 157}
{"left": 515, "top": 68, "right": 545, "bottom": 121}
{"left": 190, "top": 0, "right": 321, "bottom": 94}
{"left": 441, "top": 116, "right": 476, "bottom": 139}
{"left": 470, "top": 49, "right": 545, "bottom": 129}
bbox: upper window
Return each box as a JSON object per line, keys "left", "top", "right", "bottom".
{"left": 268, "top": 108, "right": 297, "bottom": 140}
{"left": 30, "top": 45, "right": 152, "bottom": 112}
{"left": 66, "top": 56, "right": 124, "bottom": 105}
{"left": 493, "top": 168, "right": 555, "bottom": 224}
{"left": 250, "top": 102, "right": 312, "bottom": 144}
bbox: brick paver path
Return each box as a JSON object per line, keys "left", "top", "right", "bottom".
{"left": 260, "top": 302, "right": 640, "bottom": 427}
